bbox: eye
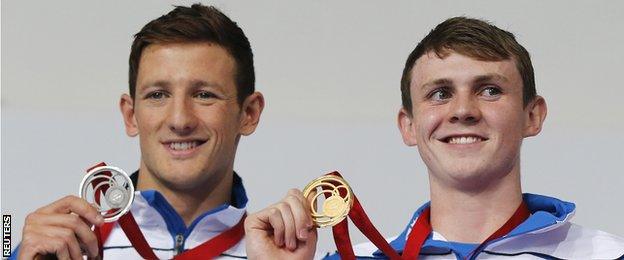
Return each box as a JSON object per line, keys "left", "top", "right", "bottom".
{"left": 429, "top": 88, "right": 452, "bottom": 101}
{"left": 195, "top": 91, "right": 217, "bottom": 100}
{"left": 146, "top": 91, "right": 167, "bottom": 100}
{"left": 480, "top": 86, "right": 502, "bottom": 97}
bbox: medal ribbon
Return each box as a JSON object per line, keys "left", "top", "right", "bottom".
{"left": 324, "top": 172, "right": 403, "bottom": 260}
{"left": 87, "top": 163, "right": 245, "bottom": 259}
{"left": 401, "top": 200, "right": 531, "bottom": 259}
{"left": 322, "top": 172, "right": 531, "bottom": 260}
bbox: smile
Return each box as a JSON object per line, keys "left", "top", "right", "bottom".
{"left": 441, "top": 135, "right": 488, "bottom": 144}
{"left": 162, "top": 139, "right": 208, "bottom": 158}
{"left": 169, "top": 141, "right": 200, "bottom": 151}
{"left": 447, "top": 136, "right": 483, "bottom": 144}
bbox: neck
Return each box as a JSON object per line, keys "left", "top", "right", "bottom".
{"left": 136, "top": 165, "right": 234, "bottom": 226}
{"left": 428, "top": 165, "right": 523, "bottom": 243}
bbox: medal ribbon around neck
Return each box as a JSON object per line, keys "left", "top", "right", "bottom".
{"left": 303, "top": 172, "right": 531, "bottom": 260}
{"left": 401, "top": 200, "right": 531, "bottom": 260}
{"left": 83, "top": 162, "right": 245, "bottom": 259}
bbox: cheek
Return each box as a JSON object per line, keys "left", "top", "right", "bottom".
{"left": 484, "top": 104, "right": 525, "bottom": 142}
{"left": 200, "top": 105, "right": 241, "bottom": 135}
{"left": 135, "top": 109, "right": 161, "bottom": 134}
{"left": 415, "top": 107, "right": 445, "bottom": 140}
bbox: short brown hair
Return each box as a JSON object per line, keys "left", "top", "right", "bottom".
{"left": 129, "top": 4, "right": 254, "bottom": 104}
{"left": 400, "top": 17, "right": 536, "bottom": 114}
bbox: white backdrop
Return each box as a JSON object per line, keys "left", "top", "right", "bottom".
{"left": 2, "top": 0, "right": 623, "bottom": 255}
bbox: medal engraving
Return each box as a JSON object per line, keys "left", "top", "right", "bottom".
{"left": 323, "top": 196, "right": 347, "bottom": 218}
{"left": 303, "top": 175, "right": 354, "bottom": 228}
{"left": 79, "top": 166, "right": 134, "bottom": 222}
{"left": 105, "top": 186, "right": 129, "bottom": 208}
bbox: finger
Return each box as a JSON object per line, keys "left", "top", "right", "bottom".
{"left": 285, "top": 189, "right": 313, "bottom": 241}
{"left": 34, "top": 226, "right": 84, "bottom": 260}
{"left": 20, "top": 221, "right": 73, "bottom": 260}
{"left": 275, "top": 202, "right": 297, "bottom": 251}
{"left": 33, "top": 233, "right": 72, "bottom": 260}
{"left": 288, "top": 188, "right": 312, "bottom": 213}
{"left": 38, "top": 195, "right": 104, "bottom": 226}
{"left": 54, "top": 239, "right": 72, "bottom": 260}
{"left": 28, "top": 212, "right": 99, "bottom": 257}
{"left": 78, "top": 215, "right": 101, "bottom": 258}
{"left": 265, "top": 207, "right": 286, "bottom": 247}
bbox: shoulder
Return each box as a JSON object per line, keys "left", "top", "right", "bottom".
{"left": 486, "top": 222, "right": 624, "bottom": 259}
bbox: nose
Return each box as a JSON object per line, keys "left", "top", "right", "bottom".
{"left": 167, "top": 96, "right": 198, "bottom": 135}
{"left": 448, "top": 94, "right": 482, "bottom": 124}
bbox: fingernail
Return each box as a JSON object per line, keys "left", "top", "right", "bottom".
{"left": 96, "top": 215, "right": 104, "bottom": 224}
{"left": 299, "top": 229, "right": 308, "bottom": 239}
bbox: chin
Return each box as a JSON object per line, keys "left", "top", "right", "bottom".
{"left": 437, "top": 163, "right": 493, "bottom": 184}
{"left": 154, "top": 163, "right": 206, "bottom": 187}
{"left": 445, "top": 166, "right": 515, "bottom": 190}
{"left": 161, "top": 172, "right": 207, "bottom": 190}
{"left": 446, "top": 169, "right": 484, "bottom": 181}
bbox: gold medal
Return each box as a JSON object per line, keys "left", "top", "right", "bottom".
{"left": 303, "top": 175, "right": 354, "bottom": 228}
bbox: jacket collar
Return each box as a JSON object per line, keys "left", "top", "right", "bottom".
{"left": 376, "top": 193, "right": 576, "bottom": 256}
{"left": 129, "top": 171, "right": 248, "bottom": 241}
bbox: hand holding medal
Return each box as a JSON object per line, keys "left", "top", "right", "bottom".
{"left": 245, "top": 172, "right": 401, "bottom": 260}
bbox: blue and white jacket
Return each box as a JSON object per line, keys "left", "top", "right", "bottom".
{"left": 327, "top": 194, "right": 624, "bottom": 259}
{"left": 11, "top": 172, "right": 249, "bottom": 259}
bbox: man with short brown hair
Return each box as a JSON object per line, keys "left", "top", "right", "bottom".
{"left": 245, "top": 17, "right": 624, "bottom": 259}
{"left": 14, "top": 4, "right": 264, "bottom": 259}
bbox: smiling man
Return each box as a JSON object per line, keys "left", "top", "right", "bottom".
{"left": 14, "top": 4, "right": 263, "bottom": 259}
{"left": 245, "top": 17, "right": 624, "bottom": 259}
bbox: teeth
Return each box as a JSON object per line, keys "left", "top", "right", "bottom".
{"left": 169, "top": 142, "right": 198, "bottom": 150}
{"left": 448, "top": 136, "right": 482, "bottom": 144}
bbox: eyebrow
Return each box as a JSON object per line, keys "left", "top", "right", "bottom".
{"left": 421, "top": 78, "right": 453, "bottom": 90}
{"left": 190, "top": 79, "right": 223, "bottom": 89}
{"left": 420, "top": 73, "right": 510, "bottom": 90}
{"left": 473, "top": 73, "right": 509, "bottom": 84}
{"left": 146, "top": 80, "right": 170, "bottom": 89}
{"left": 140, "top": 79, "right": 223, "bottom": 90}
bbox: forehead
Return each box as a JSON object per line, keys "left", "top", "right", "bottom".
{"left": 137, "top": 42, "right": 236, "bottom": 89}
{"left": 410, "top": 51, "right": 521, "bottom": 90}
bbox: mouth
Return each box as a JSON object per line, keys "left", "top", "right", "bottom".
{"left": 162, "top": 139, "right": 208, "bottom": 157}
{"left": 441, "top": 135, "right": 488, "bottom": 144}
{"left": 166, "top": 141, "right": 205, "bottom": 150}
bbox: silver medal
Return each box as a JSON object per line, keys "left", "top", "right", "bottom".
{"left": 79, "top": 166, "right": 134, "bottom": 222}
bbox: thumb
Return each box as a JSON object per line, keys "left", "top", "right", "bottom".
{"left": 244, "top": 210, "right": 271, "bottom": 233}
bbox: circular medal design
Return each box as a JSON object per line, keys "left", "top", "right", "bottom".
{"left": 79, "top": 166, "right": 134, "bottom": 223}
{"left": 303, "top": 175, "right": 354, "bottom": 228}
{"left": 323, "top": 196, "right": 347, "bottom": 218}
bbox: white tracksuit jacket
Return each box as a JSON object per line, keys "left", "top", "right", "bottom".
{"left": 325, "top": 193, "right": 624, "bottom": 259}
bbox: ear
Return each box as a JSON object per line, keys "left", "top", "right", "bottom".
{"left": 523, "top": 95, "right": 547, "bottom": 137}
{"left": 398, "top": 107, "right": 418, "bottom": 146}
{"left": 120, "top": 94, "right": 139, "bottom": 137}
{"left": 239, "top": 92, "right": 265, "bottom": 136}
